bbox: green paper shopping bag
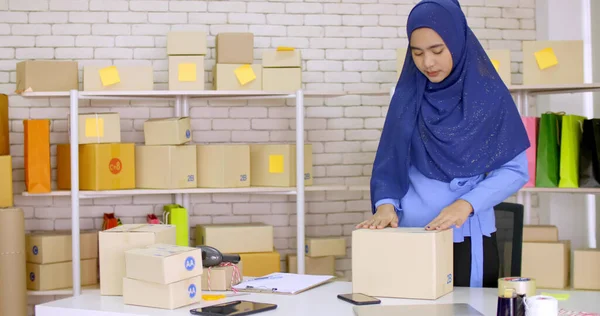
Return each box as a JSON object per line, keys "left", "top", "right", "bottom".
{"left": 536, "top": 112, "right": 563, "bottom": 187}
{"left": 559, "top": 114, "right": 586, "bottom": 188}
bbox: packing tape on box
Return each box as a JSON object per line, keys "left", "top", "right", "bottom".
{"left": 498, "top": 277, "right": 537, "bottom": 298}
{"left": 524, "top": 295, "right": 558, "bottom": 316}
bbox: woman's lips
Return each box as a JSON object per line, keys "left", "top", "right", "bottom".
{"left": 426, "top": 71, "right": 440, "bottom": 77}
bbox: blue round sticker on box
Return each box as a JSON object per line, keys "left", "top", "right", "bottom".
{"left": 185, "top": 256, "right": 195, "bottom": 271}
{"left": 186, "top": 129, "right": 191, "bottom": 139}
{"left": 188, "top": 284, "right": 197, "bottom": 298}
{"left": 30, "top": 272, "right": 35, "bottom": 282}
{"left": 32, "top": 246, "right": 38, "bottom": 255}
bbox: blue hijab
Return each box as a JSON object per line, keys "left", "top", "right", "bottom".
{"left": 370, "top": 0, "right": 530, "bottom": 212}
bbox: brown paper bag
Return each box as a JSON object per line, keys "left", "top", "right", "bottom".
{"left": 24, "top": 119, "right": 51, "bottom": 193}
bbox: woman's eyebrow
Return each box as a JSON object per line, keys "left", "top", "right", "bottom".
{"left": 410, "top": 43, "right": 445, "bottom": 50}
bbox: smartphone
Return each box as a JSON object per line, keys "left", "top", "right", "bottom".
{"left": 337, "top": 293, "right": 381, "bottom": 305}
{"left": 190, "top": 300, "right": 277, "bottom": 316}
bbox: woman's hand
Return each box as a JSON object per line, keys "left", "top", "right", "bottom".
{"left": 356, "top": 204, "right": 399, "bottom": 229}
{"left": 425, "top": 199, "right": 473, "bottom": 231}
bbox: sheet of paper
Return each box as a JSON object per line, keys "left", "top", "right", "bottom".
{"left": 534, "top": 47, "right": 559, "bottom": 70}
{"left": 234, "top": 65, "right": 256, "bottom": 86}
{"left": 98, "top": 66, "right": 120, "bottom": 86}
{"left": 232, "top": 272, "right": 334, "bottom": 295}
{"left": 491, "top": 59, "right": 500, "bottom": 72}
{"left": 178, "top": 63, "right": 197, "bottom": 82}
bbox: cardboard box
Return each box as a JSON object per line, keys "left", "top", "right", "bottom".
{"left": 523, "top": 225, "right": 559, "bottom": 242}
{"left": 167, "top": 31, "right": 207, "bottom": 56}
{"left": 83, "top": 65, "right": 154, "bottom": 91}
{"left": 0, "top": 208, "right": 26, "bottom": 316}
{"left": 195, "top": 224, "right": 273, "bottom": 254}
{"left": 26, "top": 231, "right": 98, "bottom": 264}
{"left": 125, "top": 244, "right": 203, "bottom": 284}
{"left": 169, "top": 56, "right": 205, "bottom": 91}
{"left": 485, "top": 49, "right": 512, "bottom": 86}
{"left": 396, "top": 48, "right": 407, "bottom": 79}
{"left": 522, "top": 241, "right": 570, "bottom": 289}
{"left": 523, "top": 40, "right": 584, "bottom": 85}
{"left": 573, "top": 249, "right": 600, "bottom": 290}
{"left": 0, "top": 94, "right": 8, "bottom": 155}
{"left": 16, "top": 60, "right": 78, "bottom": 92}
{"left": 287, "top": 255, "right": 335, "bottom": 276}
{"left": 213, "top": 64, "right": 262, "bottom": 91}
{"left": 124, "top": 275, "right": 202, "bottom": 309}
{"left": 26, "top": 259, "right": 98, "bottom": 291}
{"left": 216, "top": 32, "right": 254, "bottom": 64}
{"left": 201, "top": 262, "right": 243, "bottom": 291}
{"left": 262, "top": 50, "right": 301, "bottom": 68}
{"left": 352, "top": 228, "right": 453, "bottom": 300}
{"left": 135, "top": 145, "right": 197, "bottom": 189}
{"left": 143, "top": 117, "right": 191, "bottom": 146}
{"left": 196, "top": 144, "right": 250, "bottom": 188}
{"left": 0, "top": 156, "right": 13, "bottom": 207}
{"left": 236, "top": 251, "right": 280, "bottom": 277}
{"left": 57, "top": 143, "right": 136, "bottom": 191}
{"left": 262, "top": 68, "right": 302, "bottom": 91}
{"left": 24, "top": 119, "right": 51, "bottom": 193}
{"left": 305, "top": 237, "right": 346, "bottom": 257}
{"left": 99, "top": 224, "right": 176, "bottom": 296}
{"left": 250, "top": 144, "right": 313, "bottom": 187}
{"left": 76, "top": 113, "right": 121, "bottom": 144}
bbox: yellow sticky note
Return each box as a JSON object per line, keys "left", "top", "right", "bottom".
{"left": 85, "top": 118, "right": 104, "bottom": 138}
{"left": 98, "top": 66, "right": 120, "bottom": 86}
{"left": 269, "top": 155, "right": 284, "bottom": 173}
{"left": 491, "top": 59, "right": 500, "bottom": 72}
{"left": 534, "top": 47, "right": 559, "bottom": 70}
{"left": 541, "top": 292, "right": 570, "bottom": 301}
{"left": 277, "top": 46, "right": 295, "bottom": 51}
{"left": 234, "top": 65, "right": 256, "bottom": 86}
{"left": 178, "top": 63, "right": 197, "bottom": 82}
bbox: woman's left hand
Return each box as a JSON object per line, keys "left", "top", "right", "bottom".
{"left": 425, "top": 199, "right": 473, "bottom": 231}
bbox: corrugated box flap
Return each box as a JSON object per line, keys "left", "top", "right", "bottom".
{"left": 126, "top": 244, "right": 196, "bottom": 258}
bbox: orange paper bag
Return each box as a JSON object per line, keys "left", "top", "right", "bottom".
{"left": 24, "top": 119, "right": 51, "bottom": 193}
{"left": 0, "top": 94, "right": 8, "bottom": 155}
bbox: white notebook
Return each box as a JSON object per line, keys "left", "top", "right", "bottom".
{"left": 231, "top": 272, "right": 335, "bottom": 295}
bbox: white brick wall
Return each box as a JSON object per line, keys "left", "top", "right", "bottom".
{"left": 0, "top": 0, "right": 538, "bottom": 312}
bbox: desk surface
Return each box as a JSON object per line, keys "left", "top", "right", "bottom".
{"left": 36, "top": 281, "right": 600, "bottom": 316}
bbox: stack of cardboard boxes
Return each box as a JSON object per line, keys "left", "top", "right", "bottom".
{"left": 213, "top": 32, "right": 262, "bottom": 90}
{"left": 0, "top": 94, "right": 12, "bottom": 208}
{"left": 262, "top": 47, "right": 303, "bottom": 91}
{"left": 287, "top": 237, "right": 346, "bottom": 276}
{"left": 167, "top": 31, "right": 207, "bottom": 91}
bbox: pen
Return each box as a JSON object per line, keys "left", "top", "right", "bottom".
{"left": 250, "top": 275, "right": 283, "bottom": 281}
{"left": 246, "top": 286, "right": 278, "bottom": 291}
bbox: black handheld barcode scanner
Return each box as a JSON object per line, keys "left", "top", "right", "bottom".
{"left": 198, "top": 245, "right": 241, "bottom": 267}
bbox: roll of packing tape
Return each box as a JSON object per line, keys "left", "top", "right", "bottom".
{"left": 524, "top": 295, "right": 558, "bottom": 316}
{"left": 498, "top": 277, "right": 537, "bottom": 298}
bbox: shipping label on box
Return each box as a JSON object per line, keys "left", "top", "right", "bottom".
{"left": 195, "top": 224, "right": 273, "bottom": 254}
{"left": 573, "top": 249, "right": 600, "bottom": 290}
{"left": 522, "top": 241, "right": 570, "bottom": 289}
{"left": 99, "top": 224, "right": 176, "bottom": 296}
{"left": 125, "top": 244, "right": 203, "bottom": 284}
{"left": 523, "top": 40, "right": 584, "bottom": 85}
{"left": 16, "top": 60, "right": 78, "bottom": 93}
{"left": 305, "top": 237, "right": 346, "bottom": 257}
{"left": 26, "top": 231, "right": 98, "bottom": 264}
{"left": 169, "top": 56, "right": 205, "bottom": 91}
{"left": 236, "top": 251, "right": 280, "bottom": 277}
{"left": 523, "top": 225, "right": 559, "bottom": 242}
{"left": 197, "top": 144, "right": 250, "bottom": 188}
{"left": 352, "top": 228, "right": 453, "bottom": 300}
{"left": 216, "top": 32, "right": 254, "bottom": 64}
{"left": 0, "top": 156, "right": 13, "bottom": 207}
{"left": 124, "top": 275, "right": 202, "bottom": 310}
{"left": 136, "top": 145, "right": 197, "bottom": 189}
{"left": 0, "top": 94, "right": 8, "bottom": 155}
{"left": 76, "top": 113, "right": 121, "bottom": 144}
{"left": 83, "top": 65, "right": 154, "bottom": 91}
{"left": 143, "top": 117, "right": 191, "bottom": 146}
{"left": 485, "top": 49, "right": 512, "bottom": 86}
{"left": 262, "top": 68, "right": 302, "bottom": 92}
{"left": 250, "top": 144, "right": 313, "bottom": 187}
{"left": 213, "top": 64, "right": 262, "bottom": 91}
{"left": 201, "top": 262, "right": 243, "bottom": 291}
{"left": 262, "top": 49, "right": 301, "bottom": 68}
{"left": 24, "top": 119, "right": 51, "bottom": 193}
{"left": 26, "top": 259, "right": 98, "bottom": 291}
{"left": 167, "top": 31, "right": 207, "bottom": 56}
{"left": 287, "top": 254, "right": 335, "bottom": 276}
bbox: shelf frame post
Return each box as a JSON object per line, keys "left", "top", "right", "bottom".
{"left": 69, "top": 89, "right": 81, "bottom": 296}
{"left": 296, "top": 89, "right": 305, "bottom": 274}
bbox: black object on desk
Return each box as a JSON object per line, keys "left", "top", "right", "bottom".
{"left": 198, "top": 246, "right": 241, "bottom": 267}
{"left": 190, "top": 300, "right": 277, "bottom": 316}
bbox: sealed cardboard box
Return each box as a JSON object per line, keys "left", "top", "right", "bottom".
{"left": 99, "top": 224, "right": 176, "bottom": 296}
{"left": 485, "top": 49, "right": 512, "bottom": 86}
{"left": 0, "top": 208, "right": 26, "bottom": 316}
{"left": 16, "top": 60, "right": 78, "bottom": 92}
{"left": 124, "top": 275, "right": 202, "bottom": 309}
{"left": 236, "top": 251, "right": 280, "bottom": 277}
{"left": 76, "top": 113, "right": 121, "bottom": 144}
{"left": 250, "top": 144, "right": 312, "bottom": 187}
{"left": 352, "top": 228, "right": 453, "bottom": 300}
{"left": 213, "top": 64, "right": 262, "bottom": 91}
{"left": 522, "top": 241, "right": 570, "bottom": 289}
{"left": 201, "top": 262, "right": 243, "bottom": 291}
{"left": 523, "top": 225, "right": 559, "bottom": 242}
{"left": 216, "top": 32, "right": 254, "bottom": 64}
{"left": 196, "top": 144, "right": 250, "bottom": 188}
{"left": 26, "top": 259, "right": 98, "bottom": 291}
{"left": 262, "top": 68, "right": 302, "bottom": 91}
{"left": 0, "top": 156, "right": 13, "bottom": 207}
{"left": 262, "top": 49, "right": 301, "bottom": 68}
{"left": 305, "top": 237, "right": 346, "bottom": 257}
{"left": 136, "top": 145, "right": 197, "bottom": 189}
{"left": 0, "top": 94, "right": 8, "bottom": 155}
{"left": 195, "top": 224, "right": 273, "bottom": 254}
{"left": 169, "top": 56, "right": 205, "bottom": 91}
{"left": 523, "top": 40, "right": 584, "bottom": 85}
{"left": 143, "top": 117, "right": 191, "bottom": 146}
{"left": 24, "top": 119, "right": 51, "bottom": 193}
{"left": 573, "top": 249, "right": 600, "bottom": 290}
{"left": 83, "top": 65, "right": 154, "bottom": 91}
{"left": 26, "top": 231, "right": 98, "bottom": 264}
{"left": 287, "top": 255, "right": 335, "bottom": 276}
{"left": 167, "top": 31, "right": 207, "bottom": 56}
{"left": 125, "top": 244, "right": 202, "bottom": 284}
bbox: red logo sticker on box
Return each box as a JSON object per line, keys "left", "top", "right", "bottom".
{"left": 109, "top": 158, "right": 122, "bottom": 175}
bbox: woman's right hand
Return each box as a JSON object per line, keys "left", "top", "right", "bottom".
{"left": 355, "top": 204, "right": 399, "bottom": 229}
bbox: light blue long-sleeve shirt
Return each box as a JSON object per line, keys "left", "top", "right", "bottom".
{"left": 375, "top": 150, "right": 529, "bottom": 287}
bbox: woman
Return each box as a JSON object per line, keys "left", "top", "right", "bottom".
{"left": 356, "top": 0, "right": 530, "bottom": 288}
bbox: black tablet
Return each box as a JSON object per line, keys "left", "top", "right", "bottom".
{"left": 190, "top": 300, "right": 277, "bottom": 316}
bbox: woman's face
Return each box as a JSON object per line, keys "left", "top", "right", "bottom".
{"left": 409, "top": 27, "right": 453, "bottom": 83}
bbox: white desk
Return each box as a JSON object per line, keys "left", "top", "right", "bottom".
{"left": 36, "top": 281, "right": 600, "bottom": 316}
